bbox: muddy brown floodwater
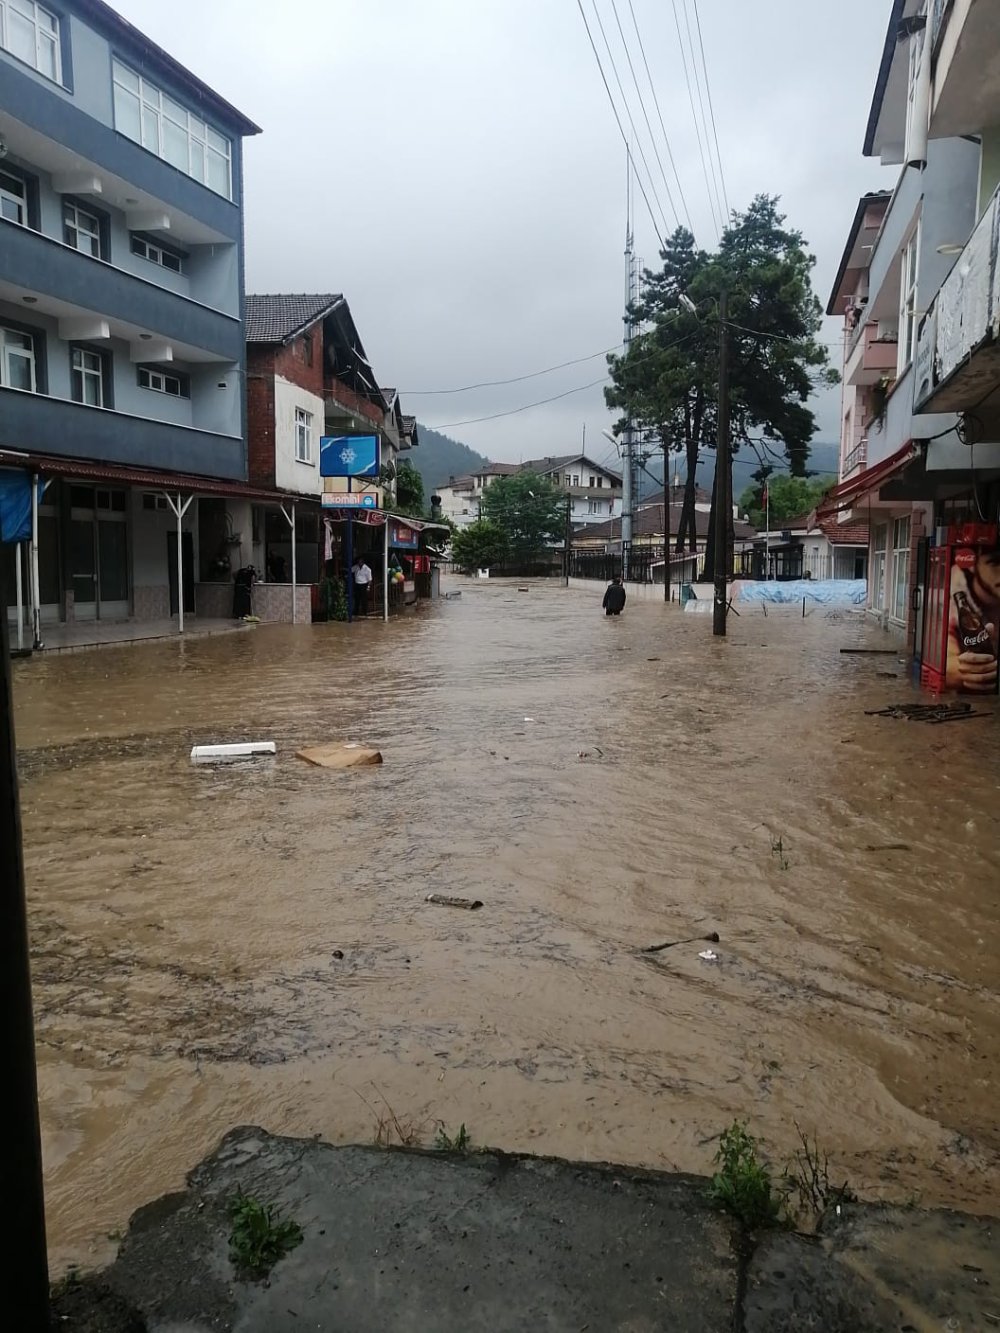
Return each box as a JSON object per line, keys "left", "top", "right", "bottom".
{"left": 11, "top": 579, "right": 1000, "bottom": 1273}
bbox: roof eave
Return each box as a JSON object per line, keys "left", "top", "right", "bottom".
{"left": 75, "top": 0, "right": 262, "bottom": 135}
{"left": 863, "top": 0, "right": 907, "bottom": 158}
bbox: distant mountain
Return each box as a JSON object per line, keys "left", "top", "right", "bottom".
{"left": 411, "top": 426, "right": 488, "bottom": 495}
{"left": 636, "top": 440, "right": 840, "bottom": 500}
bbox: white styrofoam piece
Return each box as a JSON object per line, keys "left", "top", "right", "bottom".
{"left": 190, "top": 742, "right": 276, "bottom": 763}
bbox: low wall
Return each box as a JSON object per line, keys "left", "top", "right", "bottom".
{"left": 567, "top": 577, "right": 688, "bottom": 603}
{"left": 194, "top": 581, "right": 312, "bottom": 623}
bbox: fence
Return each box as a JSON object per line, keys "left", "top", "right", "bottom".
{"left": 570, "top": 549, "right": 658, "bottom": 584}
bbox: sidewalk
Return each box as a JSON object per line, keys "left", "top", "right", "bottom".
{"left": 55, "top": 1127, "right": 1000, "bottom": 1332}
{"left": 23, "top": 618, "right": 255, "bottom": 655}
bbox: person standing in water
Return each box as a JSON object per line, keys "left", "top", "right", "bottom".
{"left": 602, "top": 576, "right": 626, "bottom": 616}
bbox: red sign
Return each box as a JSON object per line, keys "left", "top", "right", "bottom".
{"left": 954, "top": 546, "right": 977, "bottom": 570}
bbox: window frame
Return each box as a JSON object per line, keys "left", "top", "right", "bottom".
{"left": 0, "top": 166, "right": 27, "bottom": 225}
{"left": 63, "top": 196, "right": 109, "bottom": 261}
{"left": 137, "top": 364, "right": 189, "bottom": 399}
{"left": 295, "top": 406, "right": 314, "bottom": 464}
{"left": 0, "top": 0, "right": 62, "bottom": 84}
{"left": 0, "top": 164, "right": 39, "bottom": 229}
{"left": 898, "top": 223, "right": 921, "bottom": 374}
{"left": 112, "top": 57, "right": 233, "bottom": 199}
{"left": 0, "top": 319, "right": 44, "bottom": 393}
{"left": 130, "top": 231, "right": 185, "bottom": 274}
{"left": 890, "top": 515, "right": 911, "bottom": 624}
{"left": 70, "top": 343, "right": 113, "bottom": 410}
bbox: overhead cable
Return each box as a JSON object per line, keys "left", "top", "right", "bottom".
{"left": 690, "top": 0, "right": 730, "bottom": 221}
{"left": 670, "top": 0, "right": 723, "bottom": 236}
{"left": 573, "top": 0, "right": 668, "bottom": 246}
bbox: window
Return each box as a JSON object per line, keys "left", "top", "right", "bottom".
{"left": 302, "top": 334, "right": 313, "bottom": 367}
{"left": 1, "top": 324, "right": 36, "bottom": 391}
{"left": 898, "top": 226, "right": 920, "bottom": 373}
{"left": 572, "top": 474, "right": 580, "bottom": 486}
{"left": 137, "top": 365, "right": 188, "bottom": 397}
{"left": 595, "top": 476, "right": 603, "bottom": 488}
{"left": 64, "top": 201, "right": 104, "bottom": 259}
{"left": 295, "top": 407, "right": 314, "bottom": 463}
{"left": 141, "top": 492, "right": 168, "bottom": 511}
{"left": 0, "top": 0, "right": 61, "bottom": 82}
{"left": 0, "top": 168, "right": 26, "bottom": 225}
{"left": 70, "top": 346, "right": 108, "bottom": 408}
{"left": 112, "top": 59, "right": 233, "bottom": 199}
{"left": 890, "top": 516, "right": 911, "bottom": 623}
{"left": 130, "top": 233, "right": 184, "bottom": 273}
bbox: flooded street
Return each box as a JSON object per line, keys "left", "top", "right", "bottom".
{"left": 12, "top": 580, "right": 1000, "bottom": 1273}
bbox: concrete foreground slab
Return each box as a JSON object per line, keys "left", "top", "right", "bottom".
{"left": 72, "top": 1128, "right": 999, "bottom": 1333}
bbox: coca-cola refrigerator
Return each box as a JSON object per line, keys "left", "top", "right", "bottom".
{"left": 921, "top": 523, "right": 1000, "bottom": 695}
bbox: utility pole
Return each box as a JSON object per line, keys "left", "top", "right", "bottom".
{"left": 713, "top": 289, "right": 731, "bottom": 637}
{"left": 0, "top": 599, "right": 50, "bottom": 1326}
{"left": 663, "top": 437, "right": 672, "bottom": 604}
{"left": 564, "top": 492, "right": 572, "bottom": 587}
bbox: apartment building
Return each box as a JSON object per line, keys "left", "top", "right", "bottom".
{"left": 0, "top": 0, "right": 262, "bottom": 637}
{"left": 822, "top": 0, "right": 1000, "bottom": 661}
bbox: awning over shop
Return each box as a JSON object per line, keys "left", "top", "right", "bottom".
{"left": 0, "top": 449, "right": 312, "bottom": 507}
{"left": 816, "top": 442, "right": 919, "bottom": 517}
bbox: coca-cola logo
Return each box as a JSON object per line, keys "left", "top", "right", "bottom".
{"left": 955, "top": 547, "right": 977, "bottom": 570}
{"left": 962, "top": 629, "right": 991, "bottom": 649}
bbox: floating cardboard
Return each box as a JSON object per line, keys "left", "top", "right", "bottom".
{"left": 296, "top": 742, "right": 383, "bottom": 769}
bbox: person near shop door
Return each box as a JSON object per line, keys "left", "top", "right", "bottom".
{"left": 947, "top": 546, "right": 1000, "bottom": 693}
{"left": 353, "top": 557, "right": 373, "bottom": 616}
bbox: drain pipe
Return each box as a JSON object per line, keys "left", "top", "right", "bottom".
{"left": 15, "top": 543, "right": 24, "bottom": 652}
{"left": 30, "top": 474, "right": 44, "bottom": 649}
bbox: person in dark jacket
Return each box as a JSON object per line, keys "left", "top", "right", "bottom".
{"left": 602, "top": 577, "right": 626, "bottom": 616}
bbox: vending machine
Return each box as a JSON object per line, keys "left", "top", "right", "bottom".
{"left": 920, "top": 523, "right": 1000, "bottom": 694}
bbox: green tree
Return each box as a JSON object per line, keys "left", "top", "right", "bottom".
{"left": 451, "top": 520, "right": 509, "bottom": 572}
{"left": 606, "top": 196, "right": 836, "bottom": 578}
{"left": 738, "top": 474, "right": 834, "bottom": 529}
{"left": 480, "top": 472, "right": 566, "bottom": 568}
{"left": 393, "top": 458, "right": 425, "bottom": 517}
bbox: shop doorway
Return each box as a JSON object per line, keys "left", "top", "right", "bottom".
{"left": 68, "top": 485, "right": 129, "bottom": 620}
{"left": 167, "top": 530, "right": 195, "bottom": 616}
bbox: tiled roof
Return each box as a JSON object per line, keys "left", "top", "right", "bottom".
{"left": 581, "top": 505, "right": 755, "bottom": 543}
{"left": 817, "top": 514, "right": 869, "bottom": 546}
{"left": 522, "top": 454, "right": 623, "bottom": 483}
{"left": 245, "top": 294, "right": 343, "bottom": 344}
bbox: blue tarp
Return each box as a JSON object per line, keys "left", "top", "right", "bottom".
{"left": 737, "top": 579, "right": 868, "bottom": 606}
{"left": 0, "top": 471, "right": 32, "bottom": 544}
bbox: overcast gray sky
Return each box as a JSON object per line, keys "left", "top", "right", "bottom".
{"left": 116, "top": 0, "right": 892, "bottom": 471}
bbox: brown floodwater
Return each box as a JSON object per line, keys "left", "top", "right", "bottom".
{"left": 11, "top": 580, "right": 1000, "bottom": 1273}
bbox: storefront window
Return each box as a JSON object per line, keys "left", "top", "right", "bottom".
{"left": 891, "top": 516, "right": 910, "bottom": 622}
{"left": 872, "top": 524, "right": 888, "bottom": 609}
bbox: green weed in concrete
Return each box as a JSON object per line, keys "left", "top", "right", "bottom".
{"left": 708, "top": 1121, "right": 783, "bottom": 1230}
{"left": 227, "top": 1191, "right": 303, "bottom": 1278}
{"left": 434, "top": 1123, "right": 470, "bottom": 1152}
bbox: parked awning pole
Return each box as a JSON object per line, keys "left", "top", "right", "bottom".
{"left": 30, "top": 475, "right": 42, "bottom": 649}
{"left": 15, "top": 543, "right": 24, "bottom": 652}
{"left": 280, "top": 502, "right": 297, "bottom": 625}
{"left": 383, "top": 518, "right": 389, "bottom": 622}
{"left": 163, "top": 493, "right": 194, "bottom": 633}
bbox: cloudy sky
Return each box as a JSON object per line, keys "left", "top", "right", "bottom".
{"left": 116, "top": 0, "right": 893, "bottom": 471}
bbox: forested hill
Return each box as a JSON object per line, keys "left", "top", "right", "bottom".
{"left": 411, "top": 426, "right": 488, "bottom": 494}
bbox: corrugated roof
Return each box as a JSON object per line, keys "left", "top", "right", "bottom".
{"left": 245, "top": 294, "right": 343, "bottom": 344}
{"left": 580, "top": 505, "right": 755, "bottom": 543}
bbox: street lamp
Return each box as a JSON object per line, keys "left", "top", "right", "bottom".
{"left": 602, "top": 427, "right": 633, "bottom": 582}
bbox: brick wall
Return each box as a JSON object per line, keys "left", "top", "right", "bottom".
{"left": 246, "top": 344, "right": 277, "bottom": 490}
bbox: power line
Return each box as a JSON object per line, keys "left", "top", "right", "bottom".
{"left": 400, "top": 345, "right": 619, "bottom": 395}
{"left": 670, "top": 0, "right": 722, "bottom": 236}
{"left": 430, "top": 377, "right": 609, "bottom": 430}
{"left": 588, "top": 0, "right": 674, "bottom": 236}
{"left": 690, "top": 0, "right": 730, "bottom": 221}
{"left": 608, "top": 0, "right": 681, "bottom": 234}
{"left": 624, "top": 0, "right": 695, "bottom": 237}
{"left": 680, "top": 0, "right": 727, "bottom": 229}
{"left": 573, "top": 0, "right": 667, "bottom": 246}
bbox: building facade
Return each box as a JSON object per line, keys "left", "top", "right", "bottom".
{"left": 0, "top": 0, "right": 263, "bottom": 636}
{"left": 436, "top": 454, "right": 622, "bottom": 532}
{"left": 822, "top": 0, "right": 1000, "bottom": 660}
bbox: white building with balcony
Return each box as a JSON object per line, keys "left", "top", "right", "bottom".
{"left": 821, "top": 0, "right": 1000, "bottom": 646}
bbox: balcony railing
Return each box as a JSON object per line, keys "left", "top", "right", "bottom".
{"left": 914, "top": 178, "right": 1000, "bottom": 413}
{"left": 843, "top": 439, "right": 867, "bottom": 477}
